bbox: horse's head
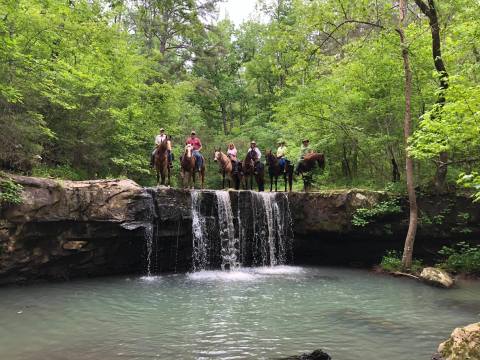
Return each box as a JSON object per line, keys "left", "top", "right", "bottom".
{"left": 214, "top": 148, "right": 222, "bottom": 162}
{"left": 184, "top": 144, "right": 193, "bottom": 158}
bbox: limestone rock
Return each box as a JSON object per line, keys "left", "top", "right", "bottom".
{"left": 436, "top": 322, "right": 480, "bottom": 360}
{"left": 420, "top": 267, "right": 455, "bottom": 288}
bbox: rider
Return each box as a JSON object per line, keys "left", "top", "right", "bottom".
{"left": 150, "top": 128, "right": 168, "bottom": 168}
{"left": 227, "top": 143, "right": 239, "bottom": 174}
{"left": 185, "top": 130, "right": 203, "bottom": 172}
{"left": 295, "top": 138, "right": 312, "bottom": 173}
{"left": 276, "top": 139, "right": 289, "bottom": 172}
{"left": 248, "top": 140, "right": 262, "bottom": 173}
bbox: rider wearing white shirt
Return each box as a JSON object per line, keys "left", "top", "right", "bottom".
{"left": 248, "top": 140, "right": 261, "bottom": 160}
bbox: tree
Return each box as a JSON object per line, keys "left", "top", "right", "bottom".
{"left": 398, "top": 0, "right": 418, "bottom": 269}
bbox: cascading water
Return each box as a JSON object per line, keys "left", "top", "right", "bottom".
{"left": 191, "top": 190, "right": 209, "bottom": 271}
{"left": 144, "top": 223, "right": 154, "bottom": 277}
{"left": 190, "top": 190, "right": 293, "bottom": 271}
{"left": 216, "top": 191, "right": 240, "bottom": 270}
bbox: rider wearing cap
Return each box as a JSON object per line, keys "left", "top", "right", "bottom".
{"left": 185, "top": 130, "right": 203, "bottom": 172}
{"left": 150, "top": 128, "right": 172, "bottom": 168}
{"left": 247, "top": 140, "right": 261, "bottom": 160}
{"left": 276, "top": 139, "right": 288, "bottom": 172}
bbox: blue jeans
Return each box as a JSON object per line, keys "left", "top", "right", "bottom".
{"left": 193, "top": 150, "right": 203, "bottom": 171}
{"left": 278, "top": 158, "right": 286, "bottom": 170}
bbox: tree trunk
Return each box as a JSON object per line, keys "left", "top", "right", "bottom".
{"left": 414, "top": 0, "right": 449, "bottom": 192}
{"left": 398, "top": 0, "right": 418, "bottom": 270}
{"left": 221, "top": 103, "right": 228, "bottom": 135}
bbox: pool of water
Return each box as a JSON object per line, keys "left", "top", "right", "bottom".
{"left": 1, "top": 266, "right": 479, "bottom": 360}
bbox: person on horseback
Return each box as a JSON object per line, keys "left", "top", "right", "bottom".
{"left": 150, "top": 128, "right": 170, "bottom": 168}
{"left": 247, "top": 140, "right": 261, "bottom": 160}
{"left": 247, "top": 140, "right": 262, "bottom": 174}
{"left": 227, "top": 143, "right": 240, "bottom": 174}
{"left": 295, "top": 138, "right": 312, "bottom": 174}
{"left": 276, "top": 139, "right": 289, "bottom": 173}
{"left": 185, "top": 130, "right": 203, "bottom": 172}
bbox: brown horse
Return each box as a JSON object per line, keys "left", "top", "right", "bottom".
{"left": 154, "top": 140, "right": 170, "bottom": 186}
{"left": 214, "top": 149, "right": 242, "bottom": 190}
{"left": 265, "top": 150, "right": 293, "bottom": 192}
{"left": 296, "top": 152, "right": 325, "bottom": 191}
{"left": 242, "top": 151, "right": 264, "bottom": 191}
{"left": 181, "top": 144, "right": 205, "bottom": 189}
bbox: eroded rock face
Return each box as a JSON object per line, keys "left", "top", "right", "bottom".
{"left": 0, "top": 175, "right": 154, "bottom": 284}
{"left": 420, "top": 267, "right": 455, "bottom": 288}
{"left": 435, "top": 322, "right": 480, "bottom": 360}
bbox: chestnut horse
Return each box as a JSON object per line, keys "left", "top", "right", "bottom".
{"left": 296, "top": 152, "right": 325, "bottom": 192}
{"left": 181, "top": 144, "right": 205, "bottom": 189}
{"left": 265, "top": 150, "right": 293, "bottom": 192}
{"left": 214, "top": 149, "right": 242, "bottom": 190}
{"left": 243, "top": 150, "right": 264, "bottom": 191}
{"left": 154, "top": 140, "right": 170, "bottom": 186}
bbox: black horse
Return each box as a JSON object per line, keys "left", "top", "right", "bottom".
{"left": 296, "top": 152, "right": 325, "bottom": 192}
{"left": 265, "top": 150, "right": 293, "bottom": 192}
{"left": 243, "top": 151, "right": 264, "bottom": 191}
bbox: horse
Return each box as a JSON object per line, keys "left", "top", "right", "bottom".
{"left": 214, "top": 148, "right": 242, "bottom": 190}
{"left": 296, "top": 152, "right": 325, "bottom": 192}
{"left": 181, "top": 144, "right": 205, "bottom": 189}
{"left": 242, "top": 151, "right": 264, "bottom": 192}
{"left": 265, "top": 150, "right": 293, "bottom": 192}
{"left": 154, "top": 140, "right": 170, "bottom": 186}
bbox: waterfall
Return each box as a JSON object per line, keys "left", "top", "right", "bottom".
{"left": 191, "top": 190, "right": 208, "bottom": 271}
{"left": 144, "top": 223, "right": 153, "bottom": 277}
{"left": 216, "top": 191, "right": 240, "bottom": 270}
{"left": 190, "top": 190, "right": 294, "bottom": 271}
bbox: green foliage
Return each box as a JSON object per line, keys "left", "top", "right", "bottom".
{"left": 0, "top": 0, "right": 479, "bottom": 193}
{"left": 0, "top": 179, "right": 23, "bottom": 206}
{"left": 352, "top": 200, "right": 402, "bottom": 227}
{"left": 458, "top": 172, "right": 480, "bottom": 202}
{"left": 380, "top": 250, "right": 423, "bottom": 273}
{"left": 437, "top": 242, "right": 480, "bottom": 274}
{"left": 31, "top": 164, "right": 87, "bottom": 181}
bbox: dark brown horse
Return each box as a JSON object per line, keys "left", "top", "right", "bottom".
{"left": 214, "top": 149, "right": 242, "bottom": 190}
{"left": 181, "top": 144, "right": 205, "bottom": 189}
{"left": 242, "top": 150, "right": 264, "bottom": 191}
{"left": 154, "top": 140, "right": 170, "bottom": 186}
{"left": 296, "top": 152, "right": 325, "bottom": 192}
{"left": 265, "top": 150, "right": 293, "bottom": 192}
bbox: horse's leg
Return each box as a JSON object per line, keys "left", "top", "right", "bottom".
{"left": 275, "top": 176, "right": 278, "bottom": 192}
{"left": 167, "top": 166, "right": 170, "bottom": 187}
{"left": 156, "top": 169, "right": 160, "bottom": 185}
{"left": 192, "top": 170, "right": 196, "bottom": 189}
{"left": 270, "top": 174, "right": 273, "bottom": 192}
{"left": 201, "top": 169, "right": 205, "bottom": 189}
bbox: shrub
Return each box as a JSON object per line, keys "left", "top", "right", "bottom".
{"left": 0, "top": 179, "right": 23, "bottom": 206}
{"left": 380, "top": 250, "right": 423, "bottom": 273}
{"left": 352, "top": 199, "right": 402, "bottom": 227}
{"left": 437, "top": 242, "right": 480, "bottom": 274}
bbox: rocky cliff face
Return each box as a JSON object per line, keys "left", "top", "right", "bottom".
{"left": 1, "top": 175, "right": 479, "bottom": 284}
{"left": 0, "top": 176, "right": 153, "bottom": 284}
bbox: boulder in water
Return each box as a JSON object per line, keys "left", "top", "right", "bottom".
{"left": 420, "top": 267, "right": 454, "bottom": 288}
{"left": 433, "top": 322, "right": 480, "bottom": 360}
{"left": 279, "top": 349, "right": 331, "bottom": 360}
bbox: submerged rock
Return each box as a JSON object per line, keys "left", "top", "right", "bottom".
{"left": 279, "top": 349, "right": 332, "bottom": 360}
{"left": 433, "top": 322, "right": 480, "bottom": 360}
{"left": 420, "top": 267, "right": 455, "bottom": 288}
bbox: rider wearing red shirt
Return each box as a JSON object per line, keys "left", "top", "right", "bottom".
{"left": 185, "top": 130, "right": 203, "bottom": 171}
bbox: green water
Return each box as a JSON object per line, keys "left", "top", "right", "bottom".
{"left": 0, "top": 266, "right": 478, "bottom": 360}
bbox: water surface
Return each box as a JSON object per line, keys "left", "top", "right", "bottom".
{"left": 1, "top": 266, "right": 478, "bottom": 360}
